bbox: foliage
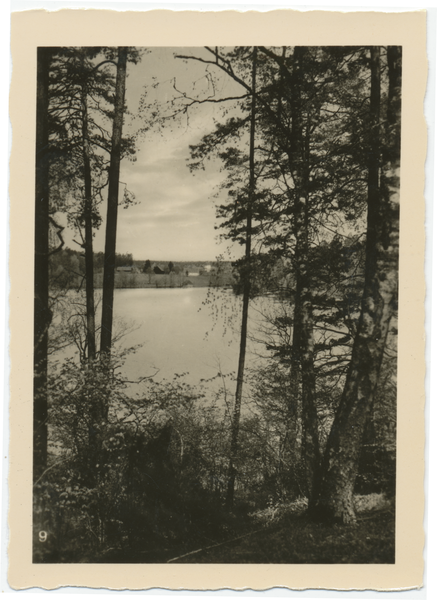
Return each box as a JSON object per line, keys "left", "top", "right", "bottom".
{"left": 47, "top": 47, "right": 139, "bottom": 227}
{"left": 35, "top": 344, "right": 249, "bottom": 562}
{"left": 49, "top": 247, "right": 135, "bottom": 289}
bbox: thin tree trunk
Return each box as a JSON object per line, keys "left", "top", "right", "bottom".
{"left": 300, "top": 290, "right": 320, "bottom": 499}
{"left": 226, "top": 47, "right": 257, "bottom": 509}
{"left": 80, "top": 59, "right": 101, "bottom": 486}
{"left": 288, "top": 305, "right": 302, "bottom": 464}
{"left": 301, "top": 112, "right": 321, "bottom": 502}
{"left": 287, "top": 47, "right": 320, "bottom": 499}
{"left": 309, "top": 46, "right": 400, "bottom": 524}
{"left": 100, "top": 47, "right": 128, "bottom": 355}
{"left": 80, "top": 65, "right": 96, "bottom": 361}
{"left": 292, "top": 195, "right": 320, "bottom": 499}
{"left": 34, "top": 47, "right": 52, "bottom": 483}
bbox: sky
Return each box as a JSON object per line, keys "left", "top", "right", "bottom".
{"left": 63, "top": 47, "right": 248, "bottom": 263}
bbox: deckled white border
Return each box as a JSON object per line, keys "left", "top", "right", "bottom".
{"left": 4, "top": 4, "right": 435, "bottom": 598}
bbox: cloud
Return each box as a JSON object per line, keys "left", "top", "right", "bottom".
{"left": 65, "top": 48, "right": 245, "bottom": 262}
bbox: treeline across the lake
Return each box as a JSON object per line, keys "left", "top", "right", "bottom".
{"left": 34, "top": 46, "right": 399, "bottom": 563}
{"left": 49, "top": 247, "right": 235, "bottom": 289}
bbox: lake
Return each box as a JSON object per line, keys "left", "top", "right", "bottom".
{"left": 111, "top": 287, "right": 269, "bottom": 388}
{"left": 51, "top": 287, "right": 273, "bottom": 401}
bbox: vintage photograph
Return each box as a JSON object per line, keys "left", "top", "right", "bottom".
{"left": 32, "top": 45, "right": 400, "bottom": 565}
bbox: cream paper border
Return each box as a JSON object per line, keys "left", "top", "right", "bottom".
{"left": 8, "top": 8, "right": 427, "bottom": 591}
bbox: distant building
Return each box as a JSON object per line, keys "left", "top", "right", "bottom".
{"left": 154, "top": 266, "right": 165, "bottom": 275}
{"left": 117, "top": 266, "right": 138, "bottom": 273}
{"left": 188, "top": 271, "right": 199, "bottom": 277}
{"left": 204, "top": 264, "right": 212, "bottom": 273}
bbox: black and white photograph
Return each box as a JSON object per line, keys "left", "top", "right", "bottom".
{"left": 32, "top": 42, "right": 400, "bottom": 565}
{"left": 8, "top": 8, "right": 428, "bottom": 591}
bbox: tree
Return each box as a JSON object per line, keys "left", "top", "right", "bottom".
{"left": 100, "top": 47, "right": 128, "bottom": 355}
{"left": 34, "top": 47, "right": 52, "bottom": 482}
{"left": 37, "top": 46, "right": 140, "bottom": 512}
{"left": 143, "top": 259, "right": 152, "bottom": 283}
{"left": 80, "top": 50, "right": 97, "bottom": 360}
{"left": 144, "top": 46, "right": 397, "bottom": 516}
{"left": 226, "top": 47, "right": 258, "bottom": 508}
{"left": 310, "top": 46, "right": 401, "bottom": 523}
{"left": 184, "top": 46, "right": 338, "bottom": 500}
{"left": 48, "top": 46, "right": 140, "bottom": 362}
{"left": 275, "top": 46, "right": 321, "bottom": 499}
{"left": 46, "top": 47, "right": 119, "bottom": 363}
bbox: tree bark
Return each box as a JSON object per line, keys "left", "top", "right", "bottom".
{"left": 100, "top": 47, "right": 128, "bottom": 355}
{"left": 226, "top": 47, "right": 257, "bottom": 509}
{"left": 287, "top": 47, "right": 321, "bottom": 500}
{"left": 80, "top": 62, "right": 97, "bottom": 361}
{"left": 288, "top": 297, "right": 302, "bottom": 464}
{"left": 309, "top": 47, "right": 400, "bottom": 524}
{"left": 34, "top": 47, "right": 52, "bottom": 483}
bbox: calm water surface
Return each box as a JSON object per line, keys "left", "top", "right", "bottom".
{"left": 111, "top": 287, "right": 266, "bottom": 388}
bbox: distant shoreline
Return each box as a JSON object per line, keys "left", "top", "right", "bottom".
{"left": 104, "top": 282, "right": 232, "bottom": 290}
{"left": 51, "top": 270, "right": 235, "bottom": 291}
{"left": 109, "top": 271, "right": 233, "bottom": 289}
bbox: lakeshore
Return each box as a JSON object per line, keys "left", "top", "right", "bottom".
{"left": 94, "top": 270, "right": 234, "bottom": 289}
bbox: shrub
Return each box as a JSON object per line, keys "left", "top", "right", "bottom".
{"left": 355, "top": 444, "right": 396, "bottom": 496}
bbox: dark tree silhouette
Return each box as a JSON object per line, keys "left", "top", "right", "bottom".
{"left": 34, "top": 46, "right": 52, "bottom": 482}
{"left": 100, "top": 47, "right": 128, "bottom": 355}
{"left": 226, "top": 47, "right": 258, "bottom": 508}
{"left": 310, "top": 47, "right": 401, "bottom": 523}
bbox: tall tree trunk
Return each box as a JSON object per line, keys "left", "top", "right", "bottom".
{"left": 80, "top": 60, "right": 101, "bottom": 487}
{"left": 275, "top": 47, "right": 302, "bottom": 468}
{"left": 100, "top": 47, "right": 128, "bottom": 355}
{"left": 292, "top": 193, "right": 320, "bottom": 499}
{"left": 309, "top": 46, "right": 401, "bottom": 524}
{"left": 287, "top": 47, "right": 320, "bottom": 499}
{"left": 300, "top": 276, "right": 320, "bottom": 499}
{"left": 80, "top": 65, "right": 96, "bottom": 361}
{"left": 226, "top": 47, "right": 257, "bottom": 509}
{"left": 34, "top": 47, "right": 52, "bottom": 483}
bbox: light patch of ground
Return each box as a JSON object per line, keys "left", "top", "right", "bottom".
{"left": 354, "top": 493, "right": 392, "bottom": 513}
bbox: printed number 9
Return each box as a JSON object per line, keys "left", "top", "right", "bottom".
{"left": 39, "top": 531, "right": 47, "bottom": 543}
